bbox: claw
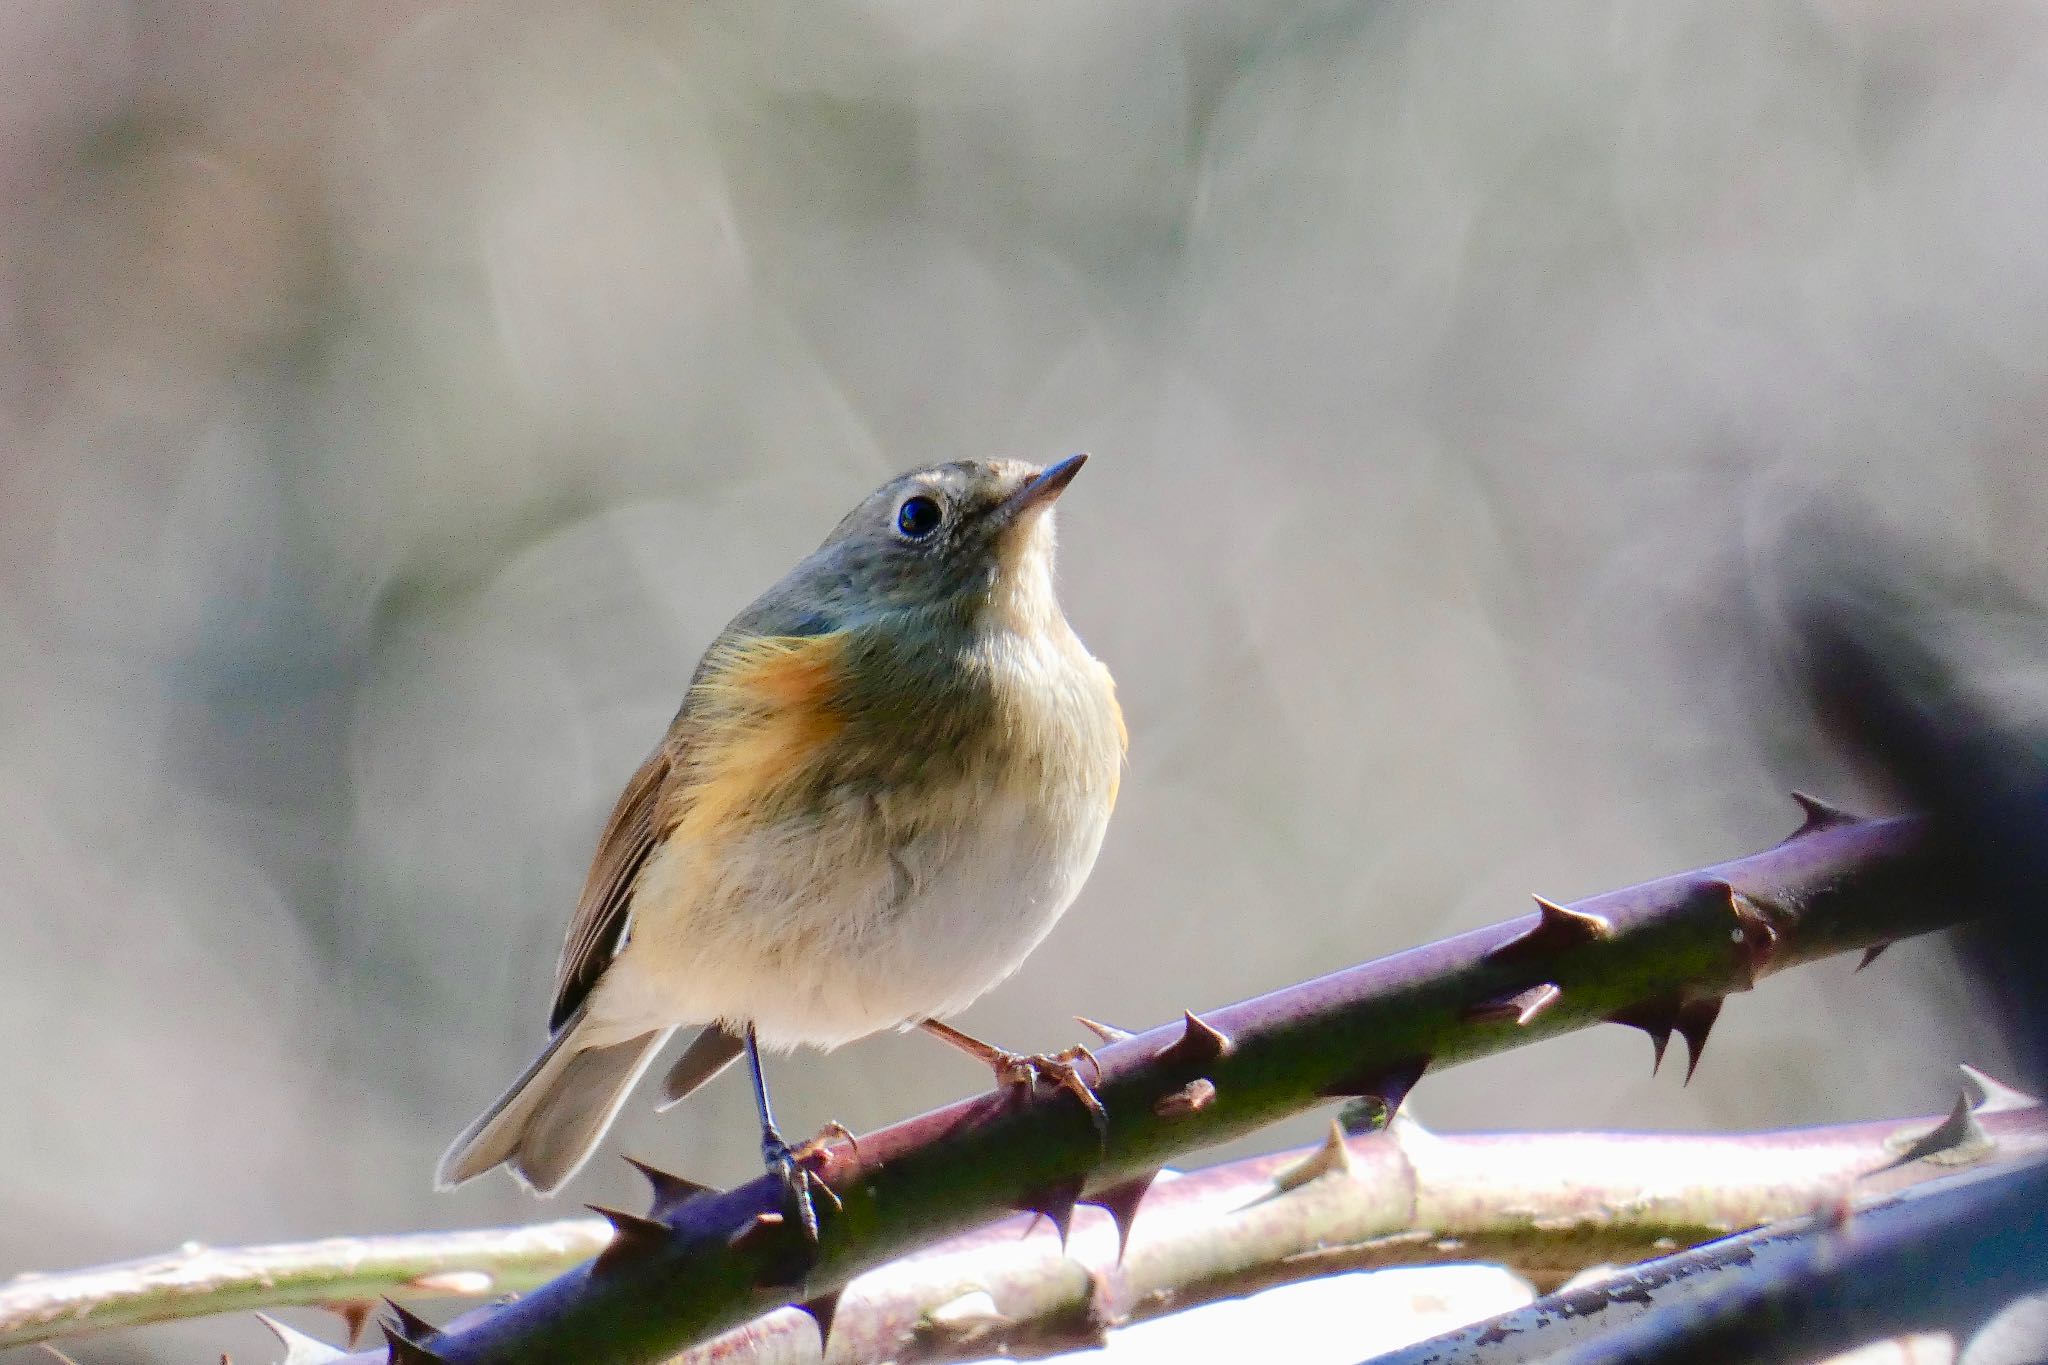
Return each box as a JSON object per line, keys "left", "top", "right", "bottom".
{"left": 993, "top": 1046, "right": 1108, "bottom": 1140}
{"left": 764, "top": 1130, "right": 843, "bottom": 1243}
{"left": 789, "top": 1119, "right": 863, "bottom": 1173}
{"left": 921, "top": 1019, "right": 1110, "bottom": 1140}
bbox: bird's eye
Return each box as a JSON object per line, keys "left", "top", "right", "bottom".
{"left": 896, "top": 494, "right": 943, "bottom": 540}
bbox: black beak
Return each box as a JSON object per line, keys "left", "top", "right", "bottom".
{"left": 995, "top": 453, "right": 1087, "bottom": 524}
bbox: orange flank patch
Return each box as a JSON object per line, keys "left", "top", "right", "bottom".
{"left": 669, "top": 633, "right": 848, "bottom": 843}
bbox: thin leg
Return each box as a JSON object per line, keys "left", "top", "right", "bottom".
{"left": 920, "top": 1019, "right": 1108, "bottom": 1139}
{"left": 745, "top": 1026, "right": 843, "bottom": 1241}
{"left": 745, "top": 1025, "right": 782, "bottom": 1149}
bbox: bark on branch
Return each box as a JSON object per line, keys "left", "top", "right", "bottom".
{"left": 667, "top": 1082, "right": 2045, "bottom": 1365}
{"left": 13, "top": 1081, "right": 2040, "bottom": 1360}
{"left": 1372, "top": 1070, "right": 2045, "bottom": 1364}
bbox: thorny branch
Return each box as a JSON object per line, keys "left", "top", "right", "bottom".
{"left": 14, "top": 1082, "right": 2043, "bottom": 1360}
{"left": 0, "top": 1221, "right": 607, "bottom": 1351}
{"left": 308, "top": 803, "right": 1966, "bottom": 1365}
{"left": 1472, "top": 544, "right": 2048, "bottom": 1365}
{"left": 656, "top": 1078, "right": 2048, "bottom": 1365}
{"left": 1374, "top": 1068, "right": 2045, "bottom": 1365}
{"left": 1544, "top": 1152, "right": 2048, "bottom": 1365}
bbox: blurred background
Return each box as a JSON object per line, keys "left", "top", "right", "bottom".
{"left": 2, "top": 0, "right": 2045, "bottom": 1359}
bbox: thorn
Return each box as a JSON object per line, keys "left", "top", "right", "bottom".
{"left": 1788, "top": 791, "right": 1860, "bottom": 839}
{"left": 1511, "top": 982, "right": 1563, "bottom": 1024}
{"left": 1674, "top": 998, "right": 1723, "bottom": 1084}
{"left": 1607, "top": 998, "right": 1680, "bottom": 1075}
{"left": 1960, "top": 1063, "right": 2040, "bottom": 1114}
{"left": 380, "top": 1324, "right": 447, "bottom": 1365}
{"left": 381, "top": 1299, "right": 440, "bottom": 1345}
{"left": 1088, "top": 1169, "right": 1160, "bottom": 1261}
{"left": 1319, "top": 1054, "right": 1429, "bottom": 1120}
{"left": 587, "top": 1204, "right": 670, "bottom": 1275}
{"left": 726, "top": 1210, "right": 786, "bottom": 1253}
{"left": 1487, "top": 896, "right": 1612, "bottom": 963}
{"left": 1379, "top": 1056, "right": 1430, "bottom": 1117}
{"left": 1153, "top": 1077, "right": 1217, "bottom": 1118}
{"left": 1868, "top": 1091, "right": 1993, "bottom": 1175}
{"left": 1154, "top": 1010, "right": 1234, "bottom": 1069}
{"left": 254, "top": 1314, "right": 349, "bottom": 1365}
{"left": 796, "top": 1288, "right": 845, "bottom": 1349}
{"left": 1715, "top": 882, "right": 1780, "bottom": 987}
{"left": 1271, "top": 1120, "right": 1357, "bottom": 1193}
{"left": 1856, "top": 944, "right": 1889, "bottom": 972}
{"left": 621, "top": 1155, "right": 714, "bottom": 1217}
{"left": 1075, "top": 1015, "right": 1133, "bottom": 1044}
{"left": 1465, "top": 982, "right": 1562, "bottom": 1027}
{"left": 1014, "top": 1176, "right": 1086, "bottom": 1249}
{"left": 320, "top": 1300, "right": 376, "bottom": 1347}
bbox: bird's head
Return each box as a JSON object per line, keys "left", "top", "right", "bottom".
{"left": 816, "top": 455, "right": 1087, "bottom": 630}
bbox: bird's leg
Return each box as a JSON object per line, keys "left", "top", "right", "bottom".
{"left": 744, "top": 1026, "right": 843, "bottom": 1241}
{"left": 920, "top": 1018, "right": 1108, "bottom": 1138}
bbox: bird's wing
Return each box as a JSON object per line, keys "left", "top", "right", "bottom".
{"left": 658, "top": 1024, "right": 746, "bottom": 1106}
{"left": 543, "top": 595, "right": 848, "bottom": 1034}
{"left": 548, "top": 742, "right": 671, "bottom": 1031}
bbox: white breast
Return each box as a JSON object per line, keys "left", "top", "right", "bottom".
{"left": 589, "top": 626, "right": 1122, "bottom": 1050}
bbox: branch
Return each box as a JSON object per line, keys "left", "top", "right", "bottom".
{"left": 1543, "top": 1153, "right": 2048, "bottom": 1365}
{"left": 0, "top": 1221, "right": 607, "bottom": 1352}
{"left": 16, "top": 1083, "right": 2041, "bottom": 1359}
{"left": 1489, "top": 533, "right": 2048, "bottom": 1365}
{"left": 1372, "top": 1068, "right": 2045, "bottom": 1364}
{"left": 668, "top": 1080, "right": 2048, "bottom": 1365}
{"left": 312, "top": 804, "right": 1966, "bottom": 1365}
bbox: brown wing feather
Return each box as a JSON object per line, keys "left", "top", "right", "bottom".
{"left": 543, "top": 626, "right": 846, "bottom": 1032}
{"left": 548, "top": 744, "right": 671, "bottom": 1030}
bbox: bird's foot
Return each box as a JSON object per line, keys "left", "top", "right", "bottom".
{"left": 789, "top": 1119, "right": 862, "bottom": 1171}
{"left": 920, "top": 1019, "right": 1111, "bottom": 1141}
{"left": 992, "top": 1045, "right": 1108, "bottom": 1139}
{"left": 761, "top": 1124, "right": 849, "bottom": 1243}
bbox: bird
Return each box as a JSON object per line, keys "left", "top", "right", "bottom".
{"left": 436, "top": 455, "right": 1125, "bottom": 1234}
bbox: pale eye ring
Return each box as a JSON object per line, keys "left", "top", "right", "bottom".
{"left": 896, "top": 494, "right": 943, "bottom": 539}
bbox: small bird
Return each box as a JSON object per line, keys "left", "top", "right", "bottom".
{"left": 437, "top": 456, "right": 1125, "bottom": 1231}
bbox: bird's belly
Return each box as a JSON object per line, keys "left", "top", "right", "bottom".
{"left": 598, "top": 772, "right": 1111, "bottom": 1048}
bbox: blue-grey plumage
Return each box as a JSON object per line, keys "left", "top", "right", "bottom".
{"left": 438, "top": 456, "right": 1124, "bottom": 1197}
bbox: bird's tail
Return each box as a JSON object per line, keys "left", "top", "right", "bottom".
{"left": 435, "top": 1009, "right": 672, "bottom": 1195}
